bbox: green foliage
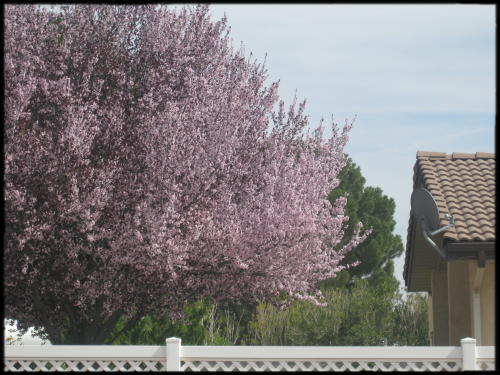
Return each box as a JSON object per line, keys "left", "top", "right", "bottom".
{"left": 248, "top": 302, "right": 295, "bottom": 345}
{"left": 109, "top": 299, "right": 255, "bottom": 346}
{"left": 327, "top": 156, "right": 404, "bottom": 285}
{"left": 335, "top": 278, "right": 396, "bottom": 346}
{"left": 247, "top": 279, "right": 428, "bottom": 346}
{"left": 110, "top": 299, "right": 212, "bottom": 345}
{"left": 391, "top": 293, "right": 429, "bottom": 346}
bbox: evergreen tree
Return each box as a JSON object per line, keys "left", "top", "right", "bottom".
{"left": 324, "top": 156, "right": 404, "bottom": 290}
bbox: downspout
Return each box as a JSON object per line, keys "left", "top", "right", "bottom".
{"left": 472, "top": 266, "right": 485, "bottom": 345}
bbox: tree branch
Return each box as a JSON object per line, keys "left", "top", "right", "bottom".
{"left": 104, "top": 309, "right": 144, "bottom": 344}
{"left": 32, "top": 288, "right": 62, "bottom": 344}
{"left": 94, "top": 309, "right": 124, "bottom": 344}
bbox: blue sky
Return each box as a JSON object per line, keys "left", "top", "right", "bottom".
{"left": 207, "top": 4, "right": 496, "bottom": 288}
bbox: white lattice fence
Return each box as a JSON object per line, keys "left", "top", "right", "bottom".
{"left": 4, "top": 345, "right": 167, "bottom": 372}
{"left": 4, "top": 360, "right": 166, "bottom": 372}
{"left": 180, "top": 360, "right": 464, "bottom": 372}
{"left": 477, "top": 359, "right": 496, "bottom": 372}
{"left": 179, "top": 345, "right": 466, "bottom": 372}
{"left": 4, "top": 337, "right": 495, "bottom": 372}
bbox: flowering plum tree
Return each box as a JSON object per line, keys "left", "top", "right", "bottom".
{"left": 4, "top": 4, "right": 368, "bottom": 344}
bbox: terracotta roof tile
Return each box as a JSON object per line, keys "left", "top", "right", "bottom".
{"left": 451, "top": 152, "right": 476, "bottom": 159}
{"left": 416, "top": 151, "right": 448, "bottom": 158}
{"left": 475, "top": 152, "right": 495, "bottom": 159}
{"left": 404, "top": 151, "right": 496, "bottom": 282}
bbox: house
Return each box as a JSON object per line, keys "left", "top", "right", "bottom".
{"left": 404, "top": 151, "right": 495, "bottom": 346}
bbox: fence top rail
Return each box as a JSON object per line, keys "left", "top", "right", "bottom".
{"left": 6, "top": 345, "right": 492, "bottom": 360}
{"left": 180, "top": 346, "right": 464, "bottom": 360}
{"left": 4, "top": 345, "right": 165, "bottom": 359}
{"left": 4, "top": 345, "right": 495, "bottom": 361}
{"left": 477, "top": 347, "right": 496, "bottom": 358}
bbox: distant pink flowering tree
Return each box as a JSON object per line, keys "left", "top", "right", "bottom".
{"left": 4, "top": 4, "right": 368, "bottom": 344}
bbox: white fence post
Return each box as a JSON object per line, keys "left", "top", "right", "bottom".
{"left": 461, "top": 337, "right": 477, "bottom": 371}
{"left": 166, "top": 337, "right": 181, "bottom": 371}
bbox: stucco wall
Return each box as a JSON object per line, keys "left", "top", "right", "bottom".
{"left": 481, "top": 261, "right": 495, "bottom": 345}
{"left": 430, "top": 263, "right": 449, "bottom": 345}
{"left": 467, "top": 259, "right": 495, "bottom": 346}
{"left": 447, "top": 260, "right": 472, "bottom": 346}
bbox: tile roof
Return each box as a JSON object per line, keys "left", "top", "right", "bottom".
{"left": 404, "top": 151, "right": 496, "bottom": 281}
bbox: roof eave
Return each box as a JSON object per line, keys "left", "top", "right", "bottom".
{"left": 445, "top": 240, "right": 496, "bottom": 262}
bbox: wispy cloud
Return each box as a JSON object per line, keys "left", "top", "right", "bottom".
{"left": 210, "top": 4, "right": 495, "bottom": 116}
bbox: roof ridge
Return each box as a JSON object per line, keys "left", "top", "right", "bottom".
{"left": 416, "top": 151, "right": 495, "bottom": 160}
{"left": 416, "top": 151, "right": 448, "bottom": 159}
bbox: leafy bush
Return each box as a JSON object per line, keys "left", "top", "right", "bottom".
{"left": 247, "top": 279, "right": 428, "bottom": 346}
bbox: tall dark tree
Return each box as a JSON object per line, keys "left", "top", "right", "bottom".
{"left": 325, "top": 156, "right": 404, "bottom": 289}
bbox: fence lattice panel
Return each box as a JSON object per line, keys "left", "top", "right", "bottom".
{"left": 4, "top": 341, "right": 495, "bottom": 372}
{"left": 180, "top": 359, "right": 463, "bottom": 372}
{"left": 5, "top": 359, "right": 166, "bottom": 372}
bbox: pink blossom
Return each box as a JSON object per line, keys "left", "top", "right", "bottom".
{"left": 4, "top": 4, "right": 368, "bottom": 344}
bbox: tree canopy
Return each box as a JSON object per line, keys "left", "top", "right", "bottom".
{"left": 325, "top": 157, "right": 404, "bottom": 289}
{"left": 4, "top": 4, "right": 367, "bottom": 344}
{"left": 95, "top": 157, "right": 416, "bottom": 346}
